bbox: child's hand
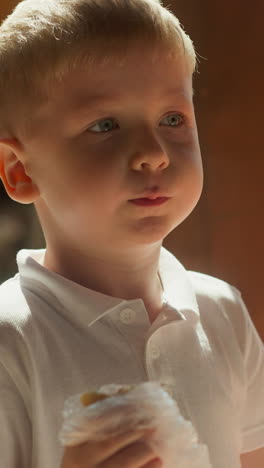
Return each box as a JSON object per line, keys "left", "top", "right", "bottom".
{"left": 60, "top": 427, "right": 162, "bottom": 468}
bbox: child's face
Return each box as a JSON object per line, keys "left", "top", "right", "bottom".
{"left": 23, "top": 46, "right": 203, "bottom": 249}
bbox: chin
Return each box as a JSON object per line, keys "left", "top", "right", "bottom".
{"left": 121, "top": 217, "right": 174, "bottom": 245}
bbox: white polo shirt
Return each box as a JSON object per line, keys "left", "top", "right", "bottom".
{"left": 0, "top": 246, "right": 263, "bottom": 468}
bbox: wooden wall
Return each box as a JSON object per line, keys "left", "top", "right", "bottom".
{"left": 0, "top": 0, "right": 263, "bottom": 339}
{"left": 164, "top": 1, "right": 264, "bottom": 340}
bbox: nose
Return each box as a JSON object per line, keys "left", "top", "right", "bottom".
{"left": 129, "top": 128, "right": 170, "bottom": 172}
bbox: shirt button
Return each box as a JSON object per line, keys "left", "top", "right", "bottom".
{"left": 119, "top": 308, "right": 135, "bottom": 324}
{"left": 149, "top": 343, "right": 161, "bottom": 359}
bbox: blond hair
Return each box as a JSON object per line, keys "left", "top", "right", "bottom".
{"left": 0, "top": 0, "right": 197, "bottom": 138}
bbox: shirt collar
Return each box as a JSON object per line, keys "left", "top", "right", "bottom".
{"left": 16, "top": 246, "right": 200, "bottom": 326}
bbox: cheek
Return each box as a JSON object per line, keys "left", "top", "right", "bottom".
{"left": 184, "top": 152, "right": 204, "bottom": 209}
{"left": 172, "top": 142, "right": 203, "bottom": 204}
{"left": 187, "top": 149, "right": 203, "bottom": 196}
{"left": 69, "top": 143, "right": 117, "bottom": 178}
{"left": 174, "top": 137, "right": 203, "bottom": 175}
{"left": 60, "top": 159, "right": 120, "bottom": 212}
{"left": 70, "top": 163, "right": 117, "bottom": 200}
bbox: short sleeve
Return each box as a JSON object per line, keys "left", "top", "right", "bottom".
{"left": 0, "top": 362, "right": 32, "bottom": 467}
{"left": 232, "top": 287, "right": 264, "bottom": 453}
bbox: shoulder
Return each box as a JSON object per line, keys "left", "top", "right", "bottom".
{"left": 187, "top": 271, "right": 243, "bottom": 307}
{"left": 0, "top": 275, "right": 32, "bottom": 369}
{"left": 186, "top": 270, "right": 249, "bottom": 353}
{"left": 0, "top": 274, "right": 31, "bottom": 331}
{"left": 187, "top": 270, "right": 241, "bottom": 303}
{"left": 0, "top": 276, "right": 32, "bottom": 419}
{"left": 186, "top": 270, "right": 244, "bottom": 318}
{"left": 187, "top": 271, "right": 240, "bottom": 299}
{"left": 162, "top": 245, "right": 247, "bottom": 339}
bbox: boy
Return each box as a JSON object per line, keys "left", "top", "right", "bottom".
{"left": 0, "top": 0, "right": 263, "bottom": 467}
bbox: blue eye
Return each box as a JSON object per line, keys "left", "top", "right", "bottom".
{"left": 161, "top": 113, "right": 184, "bottom": 127}
{"left": 88, "top": 118, "right": 118, "bottom": 133}
{"left": 87, "top": 113, "right": 184, "bottom": 133}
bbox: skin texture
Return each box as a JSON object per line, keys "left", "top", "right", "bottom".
{"left": 0, "top": 44, "right": 203, "bottom": 465}
{"left": 0, "top": 43, "right": 203, "bottom": 468}
{"left": 0, "top": 45, "right": 203, "bottom": 324}
{"left": 240, "top": 447, "right": 264, "bottom": 468}
{"left": 60, "top": 429, "right": 163, "bottom": 467}
{"left": 1, "top": 44, "right": 263, "bottom": 468}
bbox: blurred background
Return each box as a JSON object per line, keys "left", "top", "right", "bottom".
{"left": 0, "top": 0, "right": 263, "bottom": 340}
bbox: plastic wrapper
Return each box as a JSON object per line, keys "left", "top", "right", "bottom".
{"left": 59, "top": 381, "right": 212, "bottom": 468}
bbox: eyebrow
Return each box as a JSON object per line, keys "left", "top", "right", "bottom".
{"left": 70, "top": 87, "right": 193, "bottom": 111}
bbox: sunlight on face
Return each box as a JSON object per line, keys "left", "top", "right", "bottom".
{"left": 24, "top": 46, "right": 203, "bottom": 251}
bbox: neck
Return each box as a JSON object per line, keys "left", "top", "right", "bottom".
{"left": 43, "top": 242, "right": 165, "bottom": 322}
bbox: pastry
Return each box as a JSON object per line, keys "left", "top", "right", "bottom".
{"left": 80, "top": 384, "right": 135, "bottom": 407}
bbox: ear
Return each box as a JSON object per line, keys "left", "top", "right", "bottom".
{"left": 0, "top": 138, "right": 40, "bottom": 204}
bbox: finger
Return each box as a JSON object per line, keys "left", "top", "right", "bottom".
{"left": 98, "top": 439, "right": 159, "bottom": 468}
{"left": 142, "top": 458, "right": 163, "bottom": 468}
{"left": 63, "top": 428, "right": 149, "bottom": 466}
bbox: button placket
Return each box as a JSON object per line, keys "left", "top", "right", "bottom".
{"left": 119, "top": 307, "right": 135, "bottom": 324}
{"left": 149, "top": 343, "right": 161, "bottom": 359}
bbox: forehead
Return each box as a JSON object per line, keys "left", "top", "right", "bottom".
{"left": 50, "top": 46, "right": 192, "bottom": 103}
{"left": 26, "top": 47, "right": 193, "bottom": 139}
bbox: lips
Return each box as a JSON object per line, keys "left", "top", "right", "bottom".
{"left": 129, "top": 197, "right": 170, "bottom": 206}
{"left": 130, "top": 192, "right": 171, "bottom": 200}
